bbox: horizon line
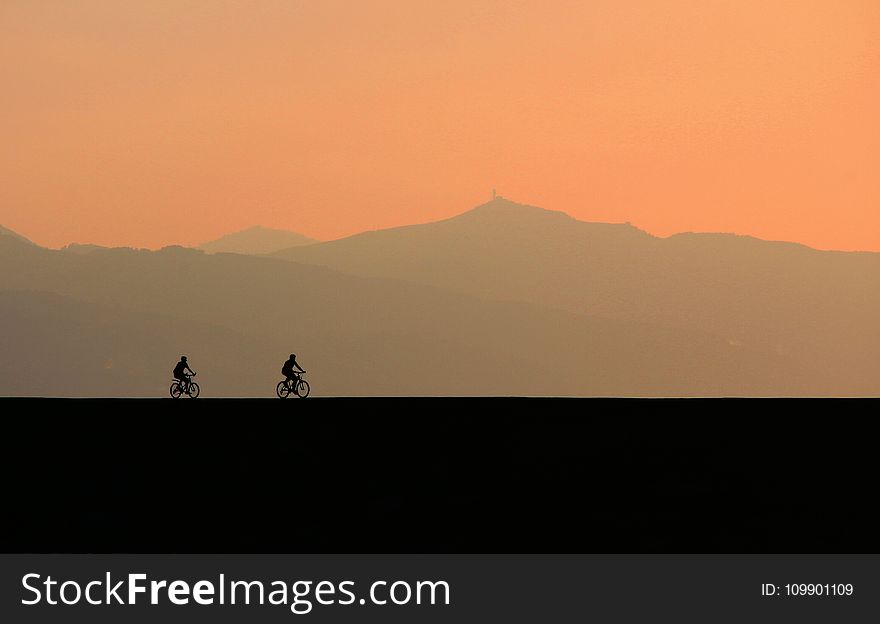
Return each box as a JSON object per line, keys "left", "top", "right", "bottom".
{"left": 4, "top": 197, "right": 879, "bottom": 255}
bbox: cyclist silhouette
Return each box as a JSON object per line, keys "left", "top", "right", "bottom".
{"left": 173, "top": 356, "right": 195, "bottom": 390}
{"left": 282, "top": 353, "right": 305, "bottom": 384}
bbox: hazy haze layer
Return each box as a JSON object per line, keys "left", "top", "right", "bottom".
{"left": 1, "top": 200, "right": 876, "bottom": 396}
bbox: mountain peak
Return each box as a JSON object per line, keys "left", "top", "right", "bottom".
{"left": 198, "top": 225, "right": 317, "bottom": 255}
{"left": 60, "top": 243, "right": 109, "bottom": 254}
{"left": 453, "top": 197, "right": 576, "bottom": 224}
{"left": 448, "top": 198, "right": 652, "bottom": 239}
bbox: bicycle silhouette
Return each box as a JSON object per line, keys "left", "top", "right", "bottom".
{"left": 276, "top": 373, "right": 310, "bottom": 399}
{"left": 170, "top": 373, "right": 200, "bottom": 399}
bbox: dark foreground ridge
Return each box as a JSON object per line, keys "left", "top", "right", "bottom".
{"left": 1, "top": 398, "right": 877, "bottom": 553}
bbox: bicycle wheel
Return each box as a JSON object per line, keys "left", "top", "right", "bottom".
{"left": 276, "top": 380, "right": 291, "bottom": 399}
{"left": 170, "top": 382, "right": 182, "bottom": 399}
{"left": 295, "top": 380, "right": 310, "bottom": 398}
{"left": 188, "top": 382, "right": 200, "bottom": 398}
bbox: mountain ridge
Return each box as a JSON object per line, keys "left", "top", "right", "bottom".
{"left": 270, "top": 198, "right": 879, "bottom": 391}
{"left": 198, "top": 225, "right": 317, "bottom": 255}
{"left": 0, "top": 225, "right": 36, "bottom": 247}
{"left": 0, "top": 236, "right": 829, "bottom": 396}
{"left": 1, "top": 199, "right": 877, "bottom": 396}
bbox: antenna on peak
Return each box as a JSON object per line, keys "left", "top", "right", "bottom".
{"left": 492, "top": 188, "right": 496, "bottom": 200}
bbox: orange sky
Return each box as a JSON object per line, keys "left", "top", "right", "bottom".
{"left": 1, "top": 1, "right": 878, "bottom": 251}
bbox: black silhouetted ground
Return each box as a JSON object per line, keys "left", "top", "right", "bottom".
{"left": 1, "top": 398, "right": 876, "bottom": 552}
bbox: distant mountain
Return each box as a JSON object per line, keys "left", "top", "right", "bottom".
{"left": 0, "top": 290, "right": 277, "bottom": 397}
{"left": 272, "top": 198, "right": 880, "bottom": 390}
{"left": 1, "top": 200, "right": 877, "bottom": 396}
{"left": 60, "top": 243, "right": 109, "bottom": 255}
{"left": 0, "top": 225, "right": 35, "bottom": 246}
{"left": 0, "top": 237, "right": 818, "bottom": 397}
{"left": 198, "top": 226, "right": 316, "bottom": 255}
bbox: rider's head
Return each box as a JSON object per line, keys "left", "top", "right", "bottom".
{"left": 289, "top": 354, "right": 296, "bottom": 359}
{"left": 181, "top": 356, "right": 187, "bottom": 362}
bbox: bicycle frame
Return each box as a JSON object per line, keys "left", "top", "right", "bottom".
{"left": 286, "top": 373, "right": 303, "bottom": 388}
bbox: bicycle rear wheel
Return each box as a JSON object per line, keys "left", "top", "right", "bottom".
{"left": 170, "top": 382, "right": 182, "bottom": 399}
{"left": 188, "top": 382, "right": 200, "bottom": 398}
{"left": 276, "top": 380, "right": 291, "bottom": 399}
{"left": 295, "top": 380, "right": 310, "bottom": 398}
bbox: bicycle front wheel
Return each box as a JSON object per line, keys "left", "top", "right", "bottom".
{"left": 188, "top": 382, "right": 200, "bottom": 398}
{"left": 170, "top": 382, "right": 182, "bottom": 399}
{"left": 295, "top": 380, "right": 310, "bottom": 398}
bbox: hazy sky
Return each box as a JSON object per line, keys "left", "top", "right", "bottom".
{"left": 2, "top": 1, "right": 878, "bottom": 250}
